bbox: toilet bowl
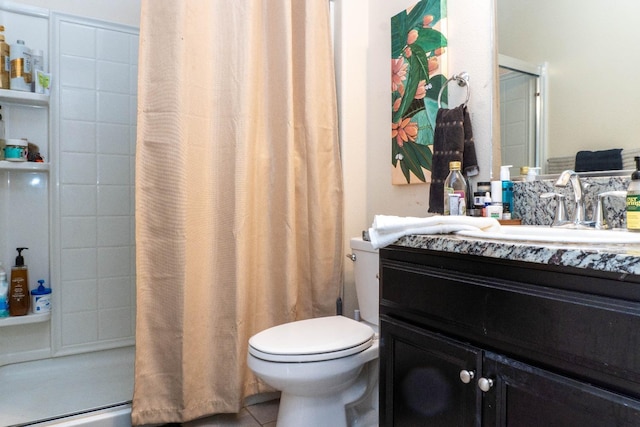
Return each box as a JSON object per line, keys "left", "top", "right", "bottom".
{"left": 247, "top": 238, "right": 379, "bottom": 427}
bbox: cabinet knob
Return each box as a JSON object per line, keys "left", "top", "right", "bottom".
{"left": 478, "top": 377, "right": 494, "bottom": 392}
{"left": 459, "top": 370, "right": 475, "bottom": 384}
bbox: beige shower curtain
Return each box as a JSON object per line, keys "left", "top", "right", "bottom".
{"left": 132, "top": 0, "right": 343, "bottom": 424}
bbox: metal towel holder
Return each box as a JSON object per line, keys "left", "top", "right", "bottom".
{"left": 437, "top": 71, "right": 470, "bottom": 108}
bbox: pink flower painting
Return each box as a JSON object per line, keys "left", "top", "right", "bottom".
{"left": 391, "top": 0, "right": 447, "bottom": 184}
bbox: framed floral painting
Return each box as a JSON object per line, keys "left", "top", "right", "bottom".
{"left": 391, "top": 0, "right": 448, "bottom": 185}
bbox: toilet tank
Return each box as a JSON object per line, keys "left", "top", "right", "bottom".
{"left": 350, "top": 237, "right": 379, "bottom": 327}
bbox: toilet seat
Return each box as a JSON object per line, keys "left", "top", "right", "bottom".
{"left": 248, "top": 316, "right": 374, "bottom": 363}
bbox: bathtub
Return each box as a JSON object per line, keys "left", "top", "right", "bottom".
{"left": 31, "top": 405, "right": 131, "bottom": 427}
{"left": 0, "top": 347, "right": 134, "bottom": 427}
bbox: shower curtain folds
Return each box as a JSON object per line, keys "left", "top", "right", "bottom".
{"left": 133, "top": 0, "right": 343, "bottom": 424}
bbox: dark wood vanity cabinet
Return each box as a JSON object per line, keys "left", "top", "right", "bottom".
{"left": 379, "top": 245, "right": 640, "bottom": 426}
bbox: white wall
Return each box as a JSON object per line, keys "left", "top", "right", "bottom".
{"left": 4, "top": 0, "right": 140, "bottom": 26}
{"left": 3, "top": 0, "right": 497, "bottom": 324}
{"left": 498, "top": 0, "right": 640, "bottom": 159}
{"left": 337, "top": 0, "right": 496, "bottom": 317}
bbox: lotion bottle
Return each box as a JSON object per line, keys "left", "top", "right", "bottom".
{"left": 9, "top": 247, "right": 29, "bottom": 316}
{"left": 626, "top": 157, "right": 640, "bottom": 231}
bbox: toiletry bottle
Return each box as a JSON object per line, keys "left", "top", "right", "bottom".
{"left": 9, "top": 247, "right": 29, "bottom": 316}
{"left": 0, "top": 264, "right": 8, "bottom": 318}
{"left": 501, "top": 165, "right": 514, "bottom": 220}
{"left": 490, "top": 181, "right": 503, "bottom": 219}
{"left": 477, "top": 181, "right": 491, "bottom": 195}
{"left": 10, "top": 40, "right": 32, "bottom": 92}
{"left": 626, "top": 156, "right": 640, "bottom": 232}
{"left": 443, "top": 161, "right": 467, "bottom": 216}
{"left": 482, "top": 192, "right": 492, "bottom": 217}
{"left": 0, "top": 27, "right": 9, "bottom": 89}
{"left": 31, "top": 279, "right": 51, "bottom": 314}
{"left": 526, "top": 167, "right": 541, "bottom": 182}
{"left": 30, "top": 48, "right": 43, "bottom": 92}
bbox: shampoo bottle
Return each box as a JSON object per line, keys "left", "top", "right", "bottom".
{"left": 626, "top": 156, "right": 640, "bottom": 232}
{"left": 9, "top": 247, "right": 29, "bottom": 316}
{"left": 501, "top": 165, "right": 514, "bottom": 220}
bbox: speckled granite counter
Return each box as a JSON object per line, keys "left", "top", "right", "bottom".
{"left": 513, "top": 176, "right": 628, "bottom": 228}
{"left": 392, "top": 233, "right": 640, "bottom": 276}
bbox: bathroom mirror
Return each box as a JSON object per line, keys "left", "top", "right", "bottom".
{"left": 496, "top": 0, "right": 640, "bottom": 174}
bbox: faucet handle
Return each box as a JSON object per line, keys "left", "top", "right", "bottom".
{"left": 540, "top": 192, "right": 571, "bottom": 227}
{"left": 594, "top": 191, "right": 627, "bottom": 229}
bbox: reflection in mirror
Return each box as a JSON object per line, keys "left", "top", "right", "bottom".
{"left": 496, "top": 0, "right": 640, "bottom": 174}
{"left": 499, "top": 54, "right": 545, "bottom": 172}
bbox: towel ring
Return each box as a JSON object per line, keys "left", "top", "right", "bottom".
{"left": 437, "top": 72, "right": 470, "bottom": 108}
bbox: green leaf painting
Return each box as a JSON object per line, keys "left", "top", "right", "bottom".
{"left": 391, "top": 0, "right": 447, "bottom": 184}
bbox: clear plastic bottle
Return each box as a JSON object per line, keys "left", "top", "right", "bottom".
{"left": 0, "top": 264, "right": 8, "bottom": 318}
{"left": 443, "top": 161, "right": 467, "bottom": 216}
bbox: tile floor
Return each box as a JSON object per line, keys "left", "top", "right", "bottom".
{"left": 181, "top": 398, "right": 279, "bottom": 427}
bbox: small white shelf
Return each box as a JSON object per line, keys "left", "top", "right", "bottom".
{"left": 0, "top": 88, "right": 49, "bottom": 106}
{"left": 0, "top": 312, "right": 51, "bottom": 327}
{"left": 0, "top": 161, "right": 49, "bottom": 171}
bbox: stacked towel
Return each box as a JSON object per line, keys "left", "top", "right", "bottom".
{"left": 428, "top": 105, "right": 479, "bottom": 213}
{"left": 368, "top": 214, "right": 501, "bottom": 249}
{"left": 575, "top": 148, "right": 623, "bottom": 172}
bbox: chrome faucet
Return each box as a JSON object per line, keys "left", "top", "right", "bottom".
{"left": 594, "top": 191, "right": 627, "bottom": 229}
{"left": 555, "top": 170, "right": 588, "bottom": 226}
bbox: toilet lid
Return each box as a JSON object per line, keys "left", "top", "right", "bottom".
{"left": 248, "top": 316, "right": 374, "bottom": 363}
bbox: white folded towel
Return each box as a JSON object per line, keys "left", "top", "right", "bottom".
{"left": 368, "top": 214, "right": 501, "bottom": 249}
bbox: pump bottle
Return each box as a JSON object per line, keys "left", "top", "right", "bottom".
{"left": 501, "top": 165, "right": 514, "bottom": 220}
{"left": 9, "top": 247, "right": 29, "bottom": 316}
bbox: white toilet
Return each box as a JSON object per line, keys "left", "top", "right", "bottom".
{"left": 247, "top": 237, "right": 379, "bottom": 427}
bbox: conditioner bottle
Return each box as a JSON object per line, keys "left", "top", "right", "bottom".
{"left": 627, "top": 157, "right": 640, "bottom": 232}
{"left": 9, "top": 247, "right": 29, "bottom": 316}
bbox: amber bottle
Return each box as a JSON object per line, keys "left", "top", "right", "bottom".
{"left": 9, "top": 247, "right": 29, "bottom": 316}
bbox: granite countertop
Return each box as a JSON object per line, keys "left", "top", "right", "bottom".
{"left": 392, "top": 233, "right": 640, "bottom": 277}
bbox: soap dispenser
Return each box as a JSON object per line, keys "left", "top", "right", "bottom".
{"left": 526, "top": 167, "right": 541, "bottom": 182}
{"left": 9, "top": 247, "right": 29, "bottom": 316}
{"left": 626, "top": 157, "right": 640, "bottom": 231}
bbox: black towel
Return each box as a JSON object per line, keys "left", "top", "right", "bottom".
{"left": 428, "top": 105, "right": 479, "bottom": 214}
{"left": 575, "top": 148, "right": 623, "bottom": 172}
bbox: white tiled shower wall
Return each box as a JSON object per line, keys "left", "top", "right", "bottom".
{"left": 0, "top": 5, "right": 138, "bottom": 365}
{"left": 54, "top": 15, "right": 138, "bottom": 354}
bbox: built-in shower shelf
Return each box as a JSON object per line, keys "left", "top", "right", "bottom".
{"left": 0, "top": 161, "right": 49, "bottom": 171}
{"left": 0, "top": 312, "right": 51, "bottom": 327}
{"left": 0, "top": 88, "right": 49, "bottom": 106}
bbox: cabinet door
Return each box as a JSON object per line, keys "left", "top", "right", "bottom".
{"left": 482, "top": 352, "right": 640, "bottom": 426}
{"left": 380, "top": 315, "right": 482, "bottom": 427}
